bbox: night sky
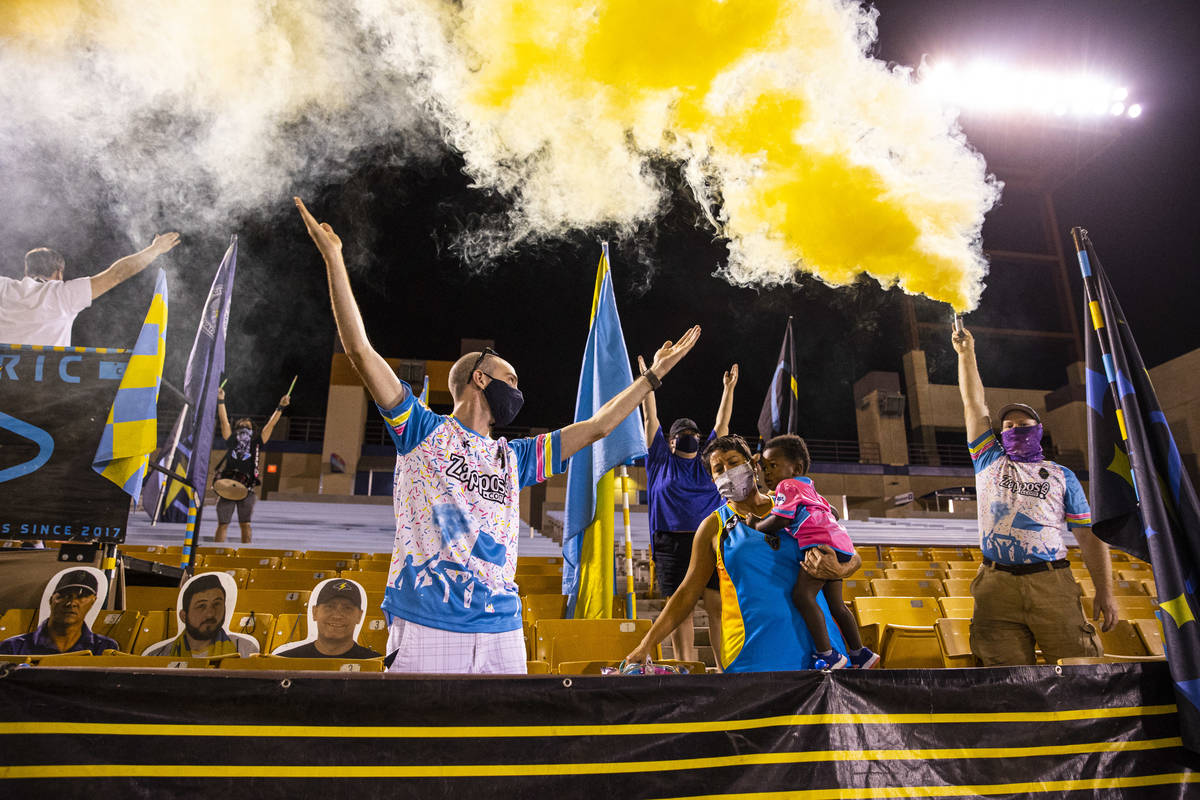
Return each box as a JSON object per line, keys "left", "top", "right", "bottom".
{"left": 4, "top": 1, "right": 1197, "bottom": 443}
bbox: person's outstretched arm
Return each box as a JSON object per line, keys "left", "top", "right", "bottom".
{"left": 1075, "top": 527, "right": 1119, "bottom": 632}
{"left": 261, "top": 395, "right": 290, "bottom": 443}
{"left": 216, "top": 387, "right": 232, "bottom": 440}
{"left": 90, "top": 233, "right": 181, "bottom": 299}
{"left": 625, "top": 515, "right": 719, "bottom": 663}
{"left": 636, "top": 354, "right": 661, "bottom": 447}
{"left": 295, "top": 198, "right": 403, "bottom": 410}
{"left": 952, "top": 327, "right": 990, "bottom": 442}
{"left": 559, "top": 327, "right": 701, "bottom": 461}
{"left": 713, "top": 363, "right": 738, "bottom": 437}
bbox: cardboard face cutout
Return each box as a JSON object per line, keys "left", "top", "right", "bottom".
{"left": 37, "top": 566, "right": 108, "bottom": 629}
{"left": 272, "top": 577, "right": 367, "bottom": 655}
{"left": 140, "top": 571, "right": 258, "bottom": 657}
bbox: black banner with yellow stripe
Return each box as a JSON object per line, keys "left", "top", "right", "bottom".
{"left": 1, "top": 662, "right": 1198, "bottom": 798}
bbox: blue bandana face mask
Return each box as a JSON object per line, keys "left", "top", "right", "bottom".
{"left": 1000, "top": 424, "right": 1044, "bottom": 463}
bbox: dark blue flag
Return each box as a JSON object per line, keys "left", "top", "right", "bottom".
{"left": 1075, "top": 228, "right": 1200, "bottom": 751}
{"left": 757, "top": 316, "right": 799, "bottom": 444}
{"left": 141, "top": 236, "right": 237, "bottom": 524}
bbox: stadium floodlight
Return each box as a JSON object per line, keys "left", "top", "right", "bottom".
{"left": 919, "top": 59, "right": 1142, "bottom": 120}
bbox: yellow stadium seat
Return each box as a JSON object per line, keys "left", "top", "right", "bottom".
{"left": 36, "top": 654, "right": 215, "bottom": 669}
{"left": 946, "top": 561, "right": 979, "bottom": 571}
{"left": 1118, "top": 561, "right": 1151, "bottom": 573}
{"left": 94, "top": 610, "right": 144, "bottom": 653}
{"left": 1108, "top": 551, "right": 1130, "bottom": 562}
{"left": 517, "top": 575, "right": 563, "bottom": 595}
{"left": 518, "top": 556, "right": 563, "bottom": 566}
{"left": 235, "top": 548, "right": 302, "bottom": 560}
{"left": 870, "top": 579, "right": 946, "bottom": 599}
{"left": 514, "top": 564, "right": 563, "bottom": 577}
{"left": 930, "top": 549, "right": 976, "bottom": 562}
{"left": 202, "top": 555, "right": 282, "bottom": 571}
{"left": 269, "top": 613, "right": 308, "bottom": 652}
{"left": 938, "top": 596, "right": 975, "bottom": 618}
{"left": 853, "top": 597, "right": 941, "bottom": 662}
{"left": 302, "top": 550, "right": 365, "bottom": 561}
{"left": 366, "top": 552, "right": 393, "bottom": 562}
{"left": 124, "top": 585, "right": 181, "bottom": 612}
{"left": 886, "top": 547, "right": 932, "bottom": 561}
{"left": 358, "top": 616, "right": 389, "bottom": 656}
{"left": 1133, "top": 618, "right": 1165, "bottom": 657}
{"left": 522, "top": 594, "right": 568, "bottom": 624}
{"left": 556, "top": 659, "right": 706, "bottom": 675}
{"left": 126, "top": 551, "right": 190, "bottom": 568}
{"left": 1142, "top": 579, "right": 1157, "bottom": 598}
{"left": 347, "top": 560, "right": 390, "bottom": 573}
{"left": 856, "top": 569, "right": 883, "bottom": 581}
{"left": 1081, "top": 594, "right": 1159, "bottom": 620}
{"left": 1099, "top": 620, "right": 1150, "bottom": 657}
{"left": 235, "top": 589, "right": 310, "bottom": 617}
{"left": 131, "top": 610, "right": 177, "bottom": 654}
{"left": 942, "top": 579, "right": 974, "bottom": 597}
{"left": 1075, "top": 577, "right": 1095, "bottom": 597}
{"left": 533, "top": 619, "right": 654, "bottom": 669}
{"left": 246, "top": 569, "right": 335, "bottom": 591}
{"left": 195, "top": 546, "right": 239, "bottom": 558}
{"left": 215, "top": 568, "right": 249, "bottom": 588}
{"left": 860, "top": 561, "right": 891, "bottom": 572}
{"left": 892, "top": 561, "right": 947, "bottom": 573}
{"left": 885, "top": 569, "right": 947, "bottom": 581}
{"left": 934, "top": 618, "right": 976, "bottom": 668}
{"left": 0, "top": 608, "right": 36, "bottom": 638}
{"left": 1059, "top": 655, "right": 1164, "bottom": 665}
{"left": 526, "top": 660, "right": 552, "bottom": 674}
{"left": 877, "top": 625, "right": 943, "bottom": 668}
{"left": 227, "top": 654, "right": 384, "bottom": 672}
{"left": 1117, "top": 568, "right": 1153, "bottom": 582}
{"left": 1111, "top": 579, "right": 1148, "bottom": 596}
{"left": 841, "top": 579, "right": 873, "bottom": 602}
{"left": 232, "top": 612, "right": 275, "bottom": 652}
{"left": 0, "top": 655, "right": 32, "bottom": 665}
{"left": 119, "top": 544, "right": 163, "bottom": 553}
{"left": 336, "top": 572, "right": 389, "bottom": 596}
{"left": 280, "top": 557, "right": 353, "bottom": 572}
{"left": 945, "top": 569, "right": 978, "bottom": 581}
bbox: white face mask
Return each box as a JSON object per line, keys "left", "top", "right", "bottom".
{"left": 713, "top": 462, "right": 756, "bottom": 502}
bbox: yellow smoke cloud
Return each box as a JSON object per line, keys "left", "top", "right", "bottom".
{"left": 387, "top": 0, "right": 999, "bottom": 310}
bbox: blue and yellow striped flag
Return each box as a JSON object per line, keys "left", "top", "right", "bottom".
{"left": 92, "top": 269, "right": 168, "bottom": 497}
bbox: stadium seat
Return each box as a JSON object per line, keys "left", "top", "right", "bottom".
{"left": 303, "top": 550, "right": 365, "bottom": 561}
{"left": 869, "top": 579, "right": 945, "bottom": 599}
{"left": 232, "top": 612, "right": 275, "bottom": 652}
{"left": 934, "top": 618, "right": 976, "bottom": 668}
{"left": 202, "top": 555, "right": 281, "bottom": 571}
{"left": 877, "top": 624, "right": 943, "bottom": 668}
{"left": 235, "top": 589, "right": 310, "bottom": 617}
{"left": 938, "top": 596, "right": 975, "bottom": 618}
{"left": 886, "top": 547, "right": 932, "bottom": 561}
{"left": 1075, "top": 577, "right": 1095, "bottom": 597}
{"left": 533, "top": 619, "right": 654, "bottom": 669}
{"left": 1118, "top": 561, "right": 1151, "bottom": 573}
{"left": 856, "top": 569, "right": 883, "bottom": 581}
{"left": 945, "top": 560, "right": 979, "bottom": 571}
{"left": 1142, "top": 579, "right": 1157, "bottom": 598}
{"left": 195, "top": 546, "right": 239, "bottom": 558}
{"left": 0, "top": 655, "right": 32, "bottom": 665}
{"left": 1111, "top": 579, "right": 1148, "bottom": 596}
{"left": 1117, "top": 568, "right": 1153, "bottom": 582}
{"left": 860, "top": 561, "right": 891, "bottom": 572}
{"left": 514, "top": 564, "right": 563, "bottom": 577}
{"left": 892, "top": 561, "right": 947, "bottom": 572}
{"left": 214, "top": 568, "right": 249, "bottom": 588}
{"left": 1133, "top": 618, "right": 1165, "bottom": 657}
{"left": 517, "top": 575, "right": 563, "bottom": 595}
{"left": 521, "top": 594, "right": 568, "bottom": 656}
{"left": 1081, "top": 594, "right": 1159, "bottom": 620}
{"left": 235, "top": 548, "right": 301, "bottom": 560}
{"left": 1108, "top": 550, "right": 1130, "bottom": 562}
{"left": 280, "top": 557, "right": 353, "bottom": 572}
{"left": 36, "top": 654, "right": 214, "bottom": 669}
{"left": 556, "top": 659, "right": 706, "bottom": 675}
{"left": 1059, "top": 655, "right": 1164, "bottom": 665}
{"left": 841, "top": 579, "right": 873, "bottom": 602}
{"left": 930, "top": 549, "right": 976, "bottom": 562}
{"left": 526, "top": 660, "right": 552, "bottom": 674}
{"left": 518, "top": 556, "right": 563, "bottom": 566}
{"left": 853, "top": 597, "right": 941, "bottom": 662}
{"left": 94, "top": 610, "right": 144, "bottom": 653}
{"left": 131, "top": 610, "right": 177, "bottom": 654}
{"left": 358, "top": 616, "right": 389, "bottom": 656}
{"left": 366, "top": 552, "right": 393, "bottom": 562}
{"left": 246, "top": 569, "right": 334, "bottom": 591}
{"left": 0, "top": 608, "right": 36, "bottom": 638}
{"left": 126, "top": 551, "right": 192, "bottom": 568}
{"left": 885, "top": 569, "right": 946, "bottom": 581}
{"left": 226, "top": 654, "right": 384, "bottom": 672}
{"left": 1098, "top": 620, "right": 1150, "bottom": 657}
{"left": 269, "top": 613, "right": 308, "bottom": 652}
{"left": 346, "top": 560, "right": 389, "bottom": 573}
{"left": 945, "top": 569, "right": 979, "bottom": 580}
{"left": 124, "top": 585, "right": 181, "bottom": 612}
{"left": 942, "top": 578, "right": 974, "bottom": 597}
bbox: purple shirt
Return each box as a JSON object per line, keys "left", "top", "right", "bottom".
{"left": 0, "top": 621, "right": 118, "bottom": 656}
{"left": 646, "top": 428, "right": 722, "bottom": 533}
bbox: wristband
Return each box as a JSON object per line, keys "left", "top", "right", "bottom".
{"left": 217, "top": 400, "right": 225, "bottom": 405}
{"left": 276, "top": 405, "right": 286, "bottom": 412}
{"left": 641, "top": 368, "right": 662, "bottom": 390}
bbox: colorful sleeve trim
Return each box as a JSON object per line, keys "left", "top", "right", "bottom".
{"left": 533, "top": 431, "right": 562, "bottom": 483}
{"left": 968, "top": 431, "right": 997, "bottom": 461}
{"left": 1066, "top": 512, "right": 1092, "bottom": 527}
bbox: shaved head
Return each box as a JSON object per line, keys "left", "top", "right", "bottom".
{"left": 449, "top": 351, "right": 518, "bottom": 402}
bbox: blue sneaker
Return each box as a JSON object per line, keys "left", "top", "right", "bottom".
{"left": 848, "top": 648, "right": 880, "bottom": 669}
{"left": 810, "top": 652, "right": 849, "bottom": 670}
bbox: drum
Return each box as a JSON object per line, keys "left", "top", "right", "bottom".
{"left": 214, "top": 470, "right": 253, "bottom": 501}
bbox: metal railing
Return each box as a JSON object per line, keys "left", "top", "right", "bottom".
{"left": 907, "top": 441, "right": 973, "bottom": 468}
{"left": 804, "top": 439, "right": 881, "bottom": 464}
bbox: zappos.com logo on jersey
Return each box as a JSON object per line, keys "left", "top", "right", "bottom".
{"left": 445, "top": 453, "right": 508, "bottom": 502}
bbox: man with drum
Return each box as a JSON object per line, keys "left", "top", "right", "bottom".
{"left": 213, "top": 387, "right": 290, "bottom": 543}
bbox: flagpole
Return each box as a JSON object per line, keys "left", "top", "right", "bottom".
{"left": 152, "top": 403, "right": 190, "bottom": 526}
{"left": 620, "top": 465, "right": 636, "bottom": 619}
{"left": 181, "top": 490, "right": 198, "bottom": 572}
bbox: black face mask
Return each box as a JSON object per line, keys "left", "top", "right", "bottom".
{"left": 674, "top": 434, "right": 701, "bottom": 453}
{"left": 482, "top": 376, "right": 524, "bottom": 427}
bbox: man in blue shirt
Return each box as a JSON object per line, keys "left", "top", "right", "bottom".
{"left": 0, "top": 570, "right": 117, "bottom": 656}
{"left": 639, "top": 358, "right": 737, "bottom": 665}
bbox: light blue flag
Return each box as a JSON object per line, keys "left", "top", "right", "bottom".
{"left": 562, "top": 244, "right": 647, "bottom": 618}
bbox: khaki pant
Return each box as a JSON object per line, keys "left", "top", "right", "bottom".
{"left": 970, "top": 563, "right": 1102, "bottom": 666}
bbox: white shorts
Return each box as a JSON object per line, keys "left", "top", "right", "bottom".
{"left": 386, "top": 617, "right": 527, "bottom": 675}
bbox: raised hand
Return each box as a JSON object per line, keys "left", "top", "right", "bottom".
{"left": 294, "top": 197, "right": 343, "bottom": 260}
{"left": 650, "top": 325, "right": 702, "bottom": 378}
{"left": 951, "top": 326, "right": 974, "bottom": 355}
{"left": 150, "top": 232, "right": 181, "bottom": 256}
{"left": 217, "top": 387, "right": 225, "bottom": 402}
{"left": 279, "top": 395, "right": 291, "bottom": 408}
{"left": 724, "top": 363, "right": 739, "bottom": 388}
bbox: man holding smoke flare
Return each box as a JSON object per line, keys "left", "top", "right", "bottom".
{"left": 295, "top": 196, "right": 700, "bottom": 674}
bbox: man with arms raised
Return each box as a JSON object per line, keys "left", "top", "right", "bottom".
{"left": 953, "top": 324, "right": 1117, "bottom": 665}
{"left": 0, "top": 234, "right": 180, "bottom": 347}
{"left": 295, "top": 197, "right": 700, "bottom": 674}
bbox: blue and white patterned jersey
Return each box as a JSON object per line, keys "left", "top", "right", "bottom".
{"left": 970, "top": 430, "right": 1092, "bottom": 565}
{"left": 378, "top": 382, "right": 563, "bottom": 633}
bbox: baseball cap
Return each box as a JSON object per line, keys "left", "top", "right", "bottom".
{"left": 996, "top": 403, "right": 1041, "bottom": 424}
{"left": 668, "top": 418, "right": 701, "bottom": 440}
{"left": 53, "top": 570, "right": 98, "bottom": 596}
{"left": 315, "top": 580, "right": 362, "bottom": 608}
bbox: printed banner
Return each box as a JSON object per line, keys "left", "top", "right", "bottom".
{"left": 0, "top": 345, "right": 132, "bottom": 542}
{"left": 0, "top": 663, "right": 1197, "bottom": 797}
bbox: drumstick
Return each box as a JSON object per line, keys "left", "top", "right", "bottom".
{"left": 219, "top": 377, "right": 228, "bottom": 390}
{"left": 286, "top": 375, "right": 298, "bottom": 396}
